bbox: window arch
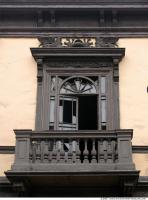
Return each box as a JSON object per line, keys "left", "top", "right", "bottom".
{"left": 49, "top": 74, "right": 108, "bottom": 131}
{"left": 60, "top": 76, "right": 97, "bottom": 94}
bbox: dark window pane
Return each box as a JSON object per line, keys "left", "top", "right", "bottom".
{"left": 59, "top": 100, "right": 63, "bottom": 106}
{"left": 73, "top": 101, "right": 76, "bottom": 116}
{"left": 63, "top": 100, "right": 72, "bottom": 123}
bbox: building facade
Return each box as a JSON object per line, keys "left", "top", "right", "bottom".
{"left": 0, "top": 0, "right": 148, "bottom": 197}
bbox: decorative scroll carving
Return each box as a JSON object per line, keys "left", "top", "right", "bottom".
{"left": 38, "top": 37, "right": 58, "bottom": 47}
{"left": 97, "top": 37, "right": 119, "bottom": 48}
{"left": 38, "top": 36, "right": 118, "bottom": 48}
{"left": 61, "top": 38, "right": 96, "bottom": 47}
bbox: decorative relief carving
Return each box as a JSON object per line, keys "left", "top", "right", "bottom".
{"left": 97, "top": 37, "right": 119, "bottom": 48}
{"left": 38, "top": 36, "right": 118, "bottom": 48}
{"left": 38, "top": 37, "right": 58, "bottom": 47}
{"left": 61, "top": 38, "right": 96, "bottom": 47}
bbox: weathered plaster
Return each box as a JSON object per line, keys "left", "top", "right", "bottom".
{"left": 0, "top": 154, "right": 14, "bottom": 176}
{"left": 133, "top": 153, "right": 148, "bottom": 176}
{"left": 0, "top": 38, "right": 148, "bottom": 176}
{"left": 0, "top": 39, "right": 38, "bottom": 145}
{"left": 119, "top": 39, "right": 148, "bottom": 146}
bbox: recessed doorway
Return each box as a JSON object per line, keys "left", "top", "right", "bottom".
{"left": 78, "top": 95, "right": 97, "bottom": 130}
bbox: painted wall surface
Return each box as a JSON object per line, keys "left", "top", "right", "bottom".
{"left": 0, "top": 154, "right": 14, "bottom": 176}
{"left": 0, "top": 39, "right": 38, "bottom": 146}
{"left": 119, "top": 39, "right": 148, "bottom": 145}
{"left": 119, "top": 39, "right": 148, "bottom": 176}
{"left": 0, "top": 38, "right": 148, "bottom": 176}
{"left": 133, "top": 154, "right": 148, "bottom": 176}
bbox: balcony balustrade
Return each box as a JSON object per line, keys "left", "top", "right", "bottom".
{"left": 10, "top": 129, "right": 135, "bottom": 171}
{"left": 30, "top": 136, "right": 118, "bottom": 165}
{"left": 5, "top": 129, "right": 139, "bottom": 196}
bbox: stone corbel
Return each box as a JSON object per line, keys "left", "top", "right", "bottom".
{"left": 13, "top": 182, "right": 25, "bottom": 192}
{"left": 36, "top": 58, "right": 43, "bottom": 82}
{"left": 113, "top": 58, "right": 119, "bottom": 82}
{"left": 120, "top": 176, "right": 139, "bottom": 197}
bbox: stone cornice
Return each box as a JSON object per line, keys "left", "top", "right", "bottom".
{"left": 0, "top": 0, "right": 148, "bottom": 8}
{"left": 31, "top": 47, "right": 125, "bottom": 62}
{"left": 0, "top": 1, "right": 148, "bottom": 37}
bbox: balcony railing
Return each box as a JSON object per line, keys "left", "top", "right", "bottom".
{"left": 10, "top": 129, "right": 135, "bottom": 171}
{"left": 5, "top": 129, "right": 139, "bottom": 196}
{"left": 30, "top": 137, "right": 117, "bottom": 164}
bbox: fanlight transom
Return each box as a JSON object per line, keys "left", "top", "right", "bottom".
{"left": 60, "top": 77, "right": 97, "bottom": 94}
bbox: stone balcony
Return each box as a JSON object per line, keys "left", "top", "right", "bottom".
{"left": 5, "top": 129, "right": 139, "bottom": 196}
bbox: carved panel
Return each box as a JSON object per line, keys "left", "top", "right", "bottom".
{"left": 96, "top": 37, "right": 118, "bottom": 48}
{"left": 38, "top": 37, "right": 59, "bottom": 47}
{"left": 38, "top": 36, "right": 118, "bottom": 48}
{"left": 61, "top": 37, "right": 96, "bottom": 47}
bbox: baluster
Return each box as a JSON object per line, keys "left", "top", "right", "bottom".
{"left": 43, "top": 140, "right": 49, "bottom": 163}
{"left": 115, "top": 148, "right": 118, "bottom": 162}
{"left": 64, "top": 151, "right": 68, "bottom": 163}
{"left": 103, "top": 139, "right": 108, "bottom": 162}
{"left": 60, "top": 139, "right": 65, "bottom": 163}
{"left": 48, "top": 140, "right": 53, "bottom": 163}
{"left": 57, "top": 140, "right": 61, "bottom": 163}
{"left": 32, "top": 141, "right": 36, "bottom": 163}
{"left": 111, "top": 140, "right": 116, "bottom": 163}
{"left": 83, "top": 139, "right": 89, "bottom": 163}
{"left": 51, "top": 139, "right": 57, "bottom": 163}
{"left": 40, "top": 140, "right": 45, "bottom": 163}
{"left": 72, "top": 140, "right": 76, "bottom": 163}
{"left": 115, "top": 140, "right": 118, "bottom": 162}
{"left": 76, "top": 140, "right": 81, "bottom": 163}
{"left": 68, "top": 139, "right": 72, "bottom": 163}
{"left": 91, "top": 139, "right": 97, "bottom": 163}
{"left": 97, "top": 140, "right": 100, "bottom": 163}
{"left": 99, "top": 139, "right": 105, "bottom": 163}
{"left": 107, "top": 139, "right": 112, "bottom": 163}
{"left": 29, "top": 141, "right": 33, "bottom": 163}
{"left": 36, "top": 140, "right": 41, "bottom": 163}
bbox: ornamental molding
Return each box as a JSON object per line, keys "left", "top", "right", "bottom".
{"left": 38, "top": 36, "right": 118, "bottom": 48}
{"left": 44, "top": 59, "right": 112, "bottom": 68}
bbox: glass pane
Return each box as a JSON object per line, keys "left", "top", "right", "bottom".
{"left": 58, "top": 96, "right": 78, "bottom": 130}
{"left": 63, "top": 100, "right": 72, "bottom": 123}
{"left": 73, "top": 100, "right": 76, "bottom": 116}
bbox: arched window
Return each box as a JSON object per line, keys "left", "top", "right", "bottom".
{"left": 60, "top": 77, "right": 97, "bottom": 94}
{"left": 49, "top": 75, "right": 107, "bottom": 131}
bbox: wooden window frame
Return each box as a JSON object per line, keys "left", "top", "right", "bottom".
{"left": 30, "top": 47, "right": 125, "bottom": 131}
